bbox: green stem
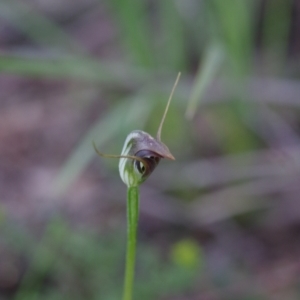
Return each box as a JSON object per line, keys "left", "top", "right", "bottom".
{"left": 122, "top": 186, "right": 140, "bottom": 300}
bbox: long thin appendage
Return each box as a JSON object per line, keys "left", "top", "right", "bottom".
{"left": 93, "top": 142, "right": 147, "bottom": 165}
{"left": 156, "top": 72, "right": 181, "bottom": 141}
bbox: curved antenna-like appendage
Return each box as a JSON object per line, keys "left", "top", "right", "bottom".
{"left": 156, "top": 72, "right": 181, "bottom": 141}
{"left": 93, "top": 141, "right": 147, "bottom": 165}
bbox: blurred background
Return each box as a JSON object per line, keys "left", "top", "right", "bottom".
{"left": 1, "top": 0, "right": 300, "bottom": 299}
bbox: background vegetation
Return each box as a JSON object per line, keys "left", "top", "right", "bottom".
{"left": 0, "top": 0, "right": 300, "bottom": 299}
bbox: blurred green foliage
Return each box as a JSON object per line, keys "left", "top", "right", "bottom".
{"left": 0, "top": 218, "right": 201, "bottom": 300}
{"left": 0, "top": 0, "right": 299, "bottom": 299}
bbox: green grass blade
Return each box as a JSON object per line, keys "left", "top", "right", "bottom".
{"left": 158, "top": 1, "right": 186, "bottom": 70}
{"left": 185, "top": 42, "right": 224, "bottom": 119}
{"left": 207, "top": 0, "right": 255, "bottom": 75}
{"left": 107, "top": 0, "right": 155, "bottom": 67}
{"left": 262, "top": 0, "right": 293, "bottom": 72}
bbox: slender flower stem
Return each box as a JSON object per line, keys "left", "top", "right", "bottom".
{"left": 122, "top": 186, "right": 140, "bottom": 300}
